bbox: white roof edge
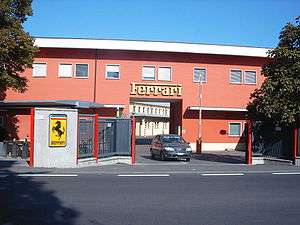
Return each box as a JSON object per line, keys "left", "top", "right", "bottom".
{"left": 103, "top": 104, "right": 125, "bottom": 108}
{"left": 189, "top": 106, "right": 247, "bottom": 112}
{"left": 34, "top": 38, "right": 271, "bottom": 58}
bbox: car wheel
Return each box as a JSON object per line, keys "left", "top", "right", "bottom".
{"left": 186, "top": 158, "right": 190, "bottom": 162}
{"left": 160, "top": 152, "right": 166, "bottom": 161}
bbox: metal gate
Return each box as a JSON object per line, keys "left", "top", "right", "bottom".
{"left": 78, "top": 115, "right": 95, "bottom": 159}
{"left": 252, "top": 121, "right": 293, "bottom": 160}
{"left": 99, "top": 118, "right": 132, "bottom": 158}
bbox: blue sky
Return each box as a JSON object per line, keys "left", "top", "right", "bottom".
{"left": 24, "top": 0, "right": 300, "bottom": 48}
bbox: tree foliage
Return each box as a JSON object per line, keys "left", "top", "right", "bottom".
{"left": 0, "top": 0, "right": 37, "bottom": 94}
{"left": 247, "top": 17, "right": 300, "bottom": 125}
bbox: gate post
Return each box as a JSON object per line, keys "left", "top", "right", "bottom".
{"left": 94, "top": 114, "right": 99, "bottom": 162}
{"left": 131, "top": 116, "right": 136, "bottom": 165}
{"left": 29, "top": 107, "right": 35, "bottom": 167}
{"left": 293, "top": 119, "right": 298, "bottom": 163}
{"left": 246, "top": 120, "right": 252, "bottom": 165}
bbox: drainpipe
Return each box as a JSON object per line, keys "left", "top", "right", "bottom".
{"left": 93, "top": 49, "right": 98, "bottom": 103}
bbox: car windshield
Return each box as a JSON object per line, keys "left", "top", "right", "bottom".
{"left": 161, "top": 136, "right": 185, "bottom": 144}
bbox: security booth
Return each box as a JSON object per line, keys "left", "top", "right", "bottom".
{"left": 0, "top": 100, "right": 135, "bottom": 168}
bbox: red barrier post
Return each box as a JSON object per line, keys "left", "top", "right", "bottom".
{"left": 246, "top": 120, "right": 252, "bottom": 165}
{"left": 29, "top": 107, "right": 35, "bottom": 167}
{"left": 94, "top": 114, "right": 99, "bottom": 162}
{"left": 131, "top": 116, "right": 136, "bottom": 165}
{"left": 293, "top": 119, "right": 298, "bottom": 161}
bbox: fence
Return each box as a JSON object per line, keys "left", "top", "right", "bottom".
{"left": 78, "top": 115, "right": 95, "bottom": 159}
{"left": 78, "top": 115, "right": 132, "bottom": 160}
{"left": 2, "top": 140, "right": 29, "bottom": 159}
{"left": 99, "top": 118, "right": 131, "bottom": 158}
{"left": 252, "top": 121, "right": 293, "bottom": 160}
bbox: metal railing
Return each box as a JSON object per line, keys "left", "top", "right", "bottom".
{"left": 3, "top": 140, "right": 29, "bottom": 159}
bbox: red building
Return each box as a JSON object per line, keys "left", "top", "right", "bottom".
{"left": 1, "top": 37, "right": 270, "bottom": 152}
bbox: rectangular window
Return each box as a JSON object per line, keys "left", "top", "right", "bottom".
{"left": 229, "top": 123, "right": 242, "bottom": 136}
{"left": 193, "top": 68, "right": 207, "bottom": 82}
{"left": 32, "top": 63, "right": 47, "bottom": 77}
{"left": 230, "top": 69, "right": 242, "bottom": 84}
{"left": 142, "top": 66, "right": 155, "bottom": 80}
{"left": 244, "top": 71, "right": 257, "bottom": 84}
{"left": 75, "top": 64, "right": 88, "bottom": 78}
{"left": 158, "top": 67, "right": 171, "bottom": 81}
{"left": 106, "top": 65, "right": 120, "bottom": 79}
{"left": 59, "top": 64, "right": 73, "bottom": 77}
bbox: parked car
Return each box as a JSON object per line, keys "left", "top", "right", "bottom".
{"left": 150, "top": 134, "right": 192, "bottom": 162}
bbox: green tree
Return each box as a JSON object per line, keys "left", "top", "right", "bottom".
{"left": 0, "top": 0, "right": 37, "bottom": 96}
{"left": 247, "top": 17, "right": 300, "bottom": 125}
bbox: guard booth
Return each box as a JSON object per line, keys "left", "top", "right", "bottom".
{"left": 0, "top": 100, "right": 135, "bottom": 168}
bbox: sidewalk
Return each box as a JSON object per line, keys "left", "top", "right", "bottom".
{"left": 1, "top": 157, "right": 300, "bottom": 175}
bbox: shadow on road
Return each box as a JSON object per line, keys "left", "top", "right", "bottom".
{"left": 0, "top": 160, "right": 79, "bottom": 225}
{"left": 192, "top": 152, "right": 245, "bottom": 164}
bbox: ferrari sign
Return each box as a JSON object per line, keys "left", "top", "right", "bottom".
{"left": 49, "top": 114, "right": 67, "bottom": 147}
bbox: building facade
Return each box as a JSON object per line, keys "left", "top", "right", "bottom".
{"left": 2, "top": 38, "right": 270, "bottom": 152}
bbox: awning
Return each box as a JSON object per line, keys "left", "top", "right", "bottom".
{"left": 188, "top": 106, "right": 247, "bottom": 112}
{"left": 0, "top": 100, "right": 125, "bottom": 109}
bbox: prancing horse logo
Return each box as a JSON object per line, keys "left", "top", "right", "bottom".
{"left": 52, "top": 121, "right": 65, "bottom": 139}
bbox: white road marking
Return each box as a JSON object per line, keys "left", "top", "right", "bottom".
{"left": 201, "top": 173, "right": 244, "bottom": 176}
{"left": 272, "top": 172, "right": 300, "bottom": 175}
{"left": 118, "top": 174, "right": 170, "bottom": 177}
{"left": 17, "top": 174, "right": 78, "bottom": 177}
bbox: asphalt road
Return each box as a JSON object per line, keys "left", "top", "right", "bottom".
{"left": 1, "top": 170, "right": 300, "bottom": 225}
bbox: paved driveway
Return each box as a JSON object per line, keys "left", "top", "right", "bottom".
{"left": 136, "top": 141, "right": 245, "bottom": 165}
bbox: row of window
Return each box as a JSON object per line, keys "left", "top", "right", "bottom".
{"left": 133, "top": 105, "right": 169, "bottom": 116}
{"left": 32, "top": 63, "right": 257, "bottom": 84}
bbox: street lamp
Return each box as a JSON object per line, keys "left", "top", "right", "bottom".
{"left": 196, "top": 70, "right": 203, "bottom": 154}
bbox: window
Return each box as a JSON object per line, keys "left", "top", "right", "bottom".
{"left": 244, "top": 71, "right": 256, "bottom": 84}
{"left": 230, "top": 69, "right": 242, "bottom": 84}
{"left": 138, "top": 107, "right": 141, "bottom": 113}
{"left": 142, "top": 66, "right": 155, "bottom": 80}
{"left": 106, "top": 65, "right": 120, "bottom": 79}
{"left": 150, "top": 108, "right": 153, "bottom": 114}
{"left": 32, "top": 63, "right": 47, "bottom": 77}
{"left": 193, "top": 68, "right": 206, "bottom": 82}
{"left": 158, "top": 67, "right": 171, "bottom": 81}
{"left": 229, "top": 123, "right": 242, "bottom": 136}
{"left": 155, "top": 108, "right": 158, "bottom": 114}
{"left": 75, "top": 64, "right": 88, "bottom": 78}
{"left": 59, "top": 64, "right": 73, "bottom": 77}
{"left": 155, "top": 122, "right": 159, "bottom": 129}
{"left": 0, "top": 116, "right": 4, "bottom": 127}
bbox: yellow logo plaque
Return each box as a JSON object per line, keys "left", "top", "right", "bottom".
{"left": 49, "top": 114, "right": 67, "bottom": 147}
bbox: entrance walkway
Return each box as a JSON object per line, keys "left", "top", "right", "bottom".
{"left": 136, "top": 140, "right": 245, "bottom": 165}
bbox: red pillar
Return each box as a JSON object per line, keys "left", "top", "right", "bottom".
{"left": 246, "top": 120, "right": 253, "bottom": 165}
{"left": 94, "top": 114, "right": 99, "bottom": 162}
{"left": 131, "top": 116, "right": 136, "bottom": 165}
{"left": 293, "top": 119, "right": 298, "bottom": 161}
{"left": 29, "top": 107, "right": 35, "bottom": 167}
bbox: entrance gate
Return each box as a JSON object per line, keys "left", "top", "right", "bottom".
{"left": 78, "top": 115, "right": 133, "bottom": 160}
{"left": 99, "top": 118, "right": 132, "bottom": 158}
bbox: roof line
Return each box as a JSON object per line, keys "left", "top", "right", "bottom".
{"left": 33, "top": 36, "right": 273, "bottom": 49}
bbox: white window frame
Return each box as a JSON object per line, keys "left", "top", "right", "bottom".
{"left": 244, "top": 70, "right": 257, "bottom": 85}
{"left": 58, "top": 63, "right": 73, "bottom": 78}
{"left": 228, "top": 122, "right": 242, "bottom": 137}
{"left": 105, "top": 64, "right": 120, "bottom": 80}
{"left": 75, "top": 63, "right": 89, "bottom": 79}
{"left": 229, "top": 69, "right": 243, "bottom": 84}
{"left": 32, "top": 62, "right": 47, "bottom": 77}
{"left": 142, "top": 65, "right": 156, "bottom": 80}
{"left": 193, "top": 67, "right": 207, "bottom": 83}
{"left": 0, "top": 116, "right": 4, "bottom": 127}
{"left": 158, "top": 66, "right": 172, "bottom": 81}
